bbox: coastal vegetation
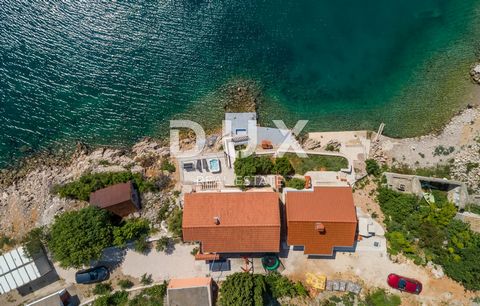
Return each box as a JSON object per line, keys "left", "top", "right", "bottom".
{"left": 219, "top": 272, "right": 307, "bottom": 306}
{"left": 388, "top": 163, "right": 451, "bottom": 179}
{"left": 43, "top": 206, "right": 152, "bottom": 267}
{"left": 53, "top": 171, "right": 157, "bottom": 201}
{"left": 22, "top": 227, "right": 47, "bottom": 258}
{"left": 285, "top": 178, "right": 306, "bottom": 190}
{"left": 321, "top": 289, "right": 401, "bottom": 306}
{"left": 113, "top": 218, "right": 151, "bottom": 248}
{"left": 48, "top": 207, "right": 114, "bottom": 267}
{"left": 167, "top": 207, "right": 183, "bottom": 238}
{"left": 365, "top": 159, "right": 381, "bottom": 177}
{"left": 93, "top": 283, "right": 113, "bottom": 295}
{"left": 377, "top": 188, "right": 480, "bottom": 290}
{"left": 234, "top": 153, "right": 348, "bottom": 178}
{"left": 284, "top": 153, "right": 348, "bottom": 174}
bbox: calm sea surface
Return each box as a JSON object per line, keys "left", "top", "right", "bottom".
{"left": 1, "top": 1, "right": 480, "bottom": 167}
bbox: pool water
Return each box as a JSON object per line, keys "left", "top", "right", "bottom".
{"left": 208, "top": 159, "right": 221, "bottom": 173}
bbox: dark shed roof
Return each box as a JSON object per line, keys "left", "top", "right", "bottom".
{"left": 89, "top": 182, "right": 133, "bottom": 208}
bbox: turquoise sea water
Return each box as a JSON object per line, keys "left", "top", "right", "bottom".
{"left": 1, "top": 1, "right": 480, "bottom": 168}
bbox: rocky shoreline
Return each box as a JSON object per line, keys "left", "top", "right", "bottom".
{"left": 470, "top": 63, "right": 480, "bottom": 85}
{"left": 0, "top": 138, "right": 173, "bottom": 239}
{"left": 375, "top": 105, "right": 480, "bottom": 192}
{"left": 3, "top": 105, "right": 480, "bottom": 240}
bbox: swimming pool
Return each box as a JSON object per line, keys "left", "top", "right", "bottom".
{"left": 208, "top": 159, "right": 221, "bottom": 173}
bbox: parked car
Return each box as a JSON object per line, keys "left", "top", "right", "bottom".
{"left": 75, "top": 266, "right": 109, "bottom": 284}
{"left": 387, "top": 273, "right": 422, "bottom": 294}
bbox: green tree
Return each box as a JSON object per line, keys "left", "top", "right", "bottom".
{"left": 385, "top": 231, "right": 415, "bottom": 255}
{"left": 234, "top": 156, "right": 257, "bottom": 178}
{"left": 113, "top": 218, "right": 150, "bottom": 247}
{"left": 48, "top": 207, "right": 113, "bottom": 268}
{"left": 22, "top": 227, "right": 46, "bottom": 258}
{"left": 254, "top": 156, "right": 274, "bottom": 175}
{"left": 365, "top": 159, "right": 381, "bottom": 176}
{"left": 273, "top": 157, "right": 294, "bottom": 177}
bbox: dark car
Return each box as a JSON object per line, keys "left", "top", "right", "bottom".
{"left": 75, "top": 266, "right": 109, "bottom": 284}
{"left": 387, "top": 273, "right": 422, "bottom": 294}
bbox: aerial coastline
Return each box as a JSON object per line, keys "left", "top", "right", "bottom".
{"left": 2, "top": 2, "right": 480, "bottom": 305}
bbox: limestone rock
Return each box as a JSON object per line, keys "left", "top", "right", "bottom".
{"left": 470, "top": 63, "right": 480, "bottom": 85}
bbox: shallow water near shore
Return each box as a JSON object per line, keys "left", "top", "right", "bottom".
{"left": 1, "top": 1, "right": 480, "bottom": 168}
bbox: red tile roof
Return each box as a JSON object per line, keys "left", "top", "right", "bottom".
{"left": 168, "top": 277, "right": 212, "bottom": 289}
{"left": 286, "top": 186, "right": 357, "bottom": 255}
{"left": 286, "top": 186, "right": 357, "bottom": 223}
{"left": 183, "top": 191, "right": 281, "bottom": 253}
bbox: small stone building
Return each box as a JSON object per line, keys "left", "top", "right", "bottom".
{"left": 89, "top": 181, "right": 140, "bottom": 217}
{"left": 167, "top": 277, "right": 213, "bottom": 306}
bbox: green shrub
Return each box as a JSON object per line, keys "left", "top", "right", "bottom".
{"left": 377, "top": 188, "right": 480, "bottom": 291}
{"left": 157, "top": 200, "right": 171, "bottom": 223}
{"left": 466, "top": 162, "right": 479, "bottom": 174}
{"left": 167, "top": 207, "right": 183, "bottom": 238}
{"left": 113, "top": 218, "right": 150, "bottom": 248}
{"left": 0, "top": 235, "right": 15, "bottom": 250}
{"left": 219, "top": 272, "right": 307, "bottom": 306}
{"left": 129, "top": 282, "right": 168, "bottom": 306}
{"left": 273, "top": 157, "right": 295, "bottom": 177}
{"left": 54, "top": 171, "right": 157, "bottom": 201}
{"left": 264, "top": 272, "right": 308, "bottom": 299}
{"left": 134, "top": 234, "right": 150, "bottom": 253}
{"left": 364, "top": 288, "right": 401, "bottom": 306}
{"left": 433, "top": 145, "right": 455, "bottom": 156}
{"left": 93, "top": 283, "right": 113, "bottom": 295}
{"left": 234, "top": 155, "right": 257, "bottom": 178}
{"left": 285, "top": 178, "right": 305, "bottom": 190}
{"left": 140, "top": 273, "right": 153, "bottom": 285}
{"left": 93, "top": 290, "right": 128, "bottom": 306}
{"left": 155, "top": 237, "right": 171, "bottom": 252}
{"left": 118, "top": 279, "right": 134, "bottom": 289}
{"left": 366, "top": 159, "right": 381, "bottom": 176}
{"left": 220, "top": 273, "right": 265, "bottom": 306}
{"left": 161, "top": 160, "right": 176, "bottom": 173}
{"left": 191, "top": 246, "right": 200, "bottom": 256}
{"left": 21, "top": 228, "right": 45, "bottom": 258}
{"left": 254, "top": 156, "right": 274, "bottom": 175}
{"left": 48, "top": 207, "right": 114, "bottom": 268}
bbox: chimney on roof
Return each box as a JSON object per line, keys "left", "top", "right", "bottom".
{"left": 315, "top": 222, "right": 325, "bottom": 233}
{"left": 214, "top": 216, "right": 221, "bottom": 225}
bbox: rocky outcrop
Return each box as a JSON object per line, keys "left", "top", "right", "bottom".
{"left": 451, "top": 140, "right": 480, "bottom": 192}
{"left": 222, "top": 79, "right": 262, "bottom": 113}
{"left": 470, "top": 63, "right": 480, "bottom": 85}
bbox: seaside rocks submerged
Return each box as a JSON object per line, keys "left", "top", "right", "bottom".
{"left": 470, "top": 63, "right": 480, "bottom": 85}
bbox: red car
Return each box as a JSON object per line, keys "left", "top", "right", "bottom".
{"left": 387, "top": 273, "right": 422, "bottom": 294}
